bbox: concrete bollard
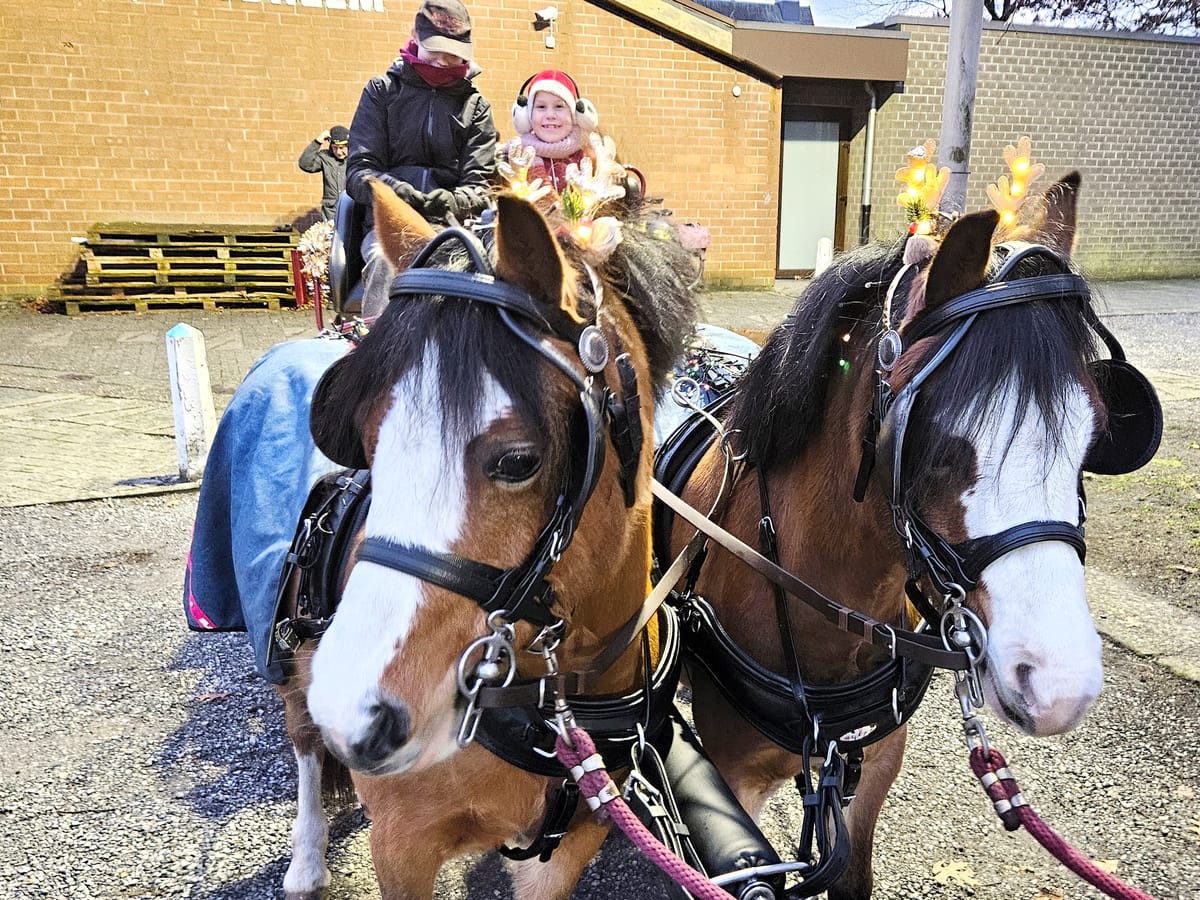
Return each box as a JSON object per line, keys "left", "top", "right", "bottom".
{"left": 166, "top": 323, "right": 218, "bottom": 482}
{"left": 814, "top": 237, "right": 834, "bottom": 276}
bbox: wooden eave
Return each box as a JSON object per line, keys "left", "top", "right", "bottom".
{"left": 589, "top": 0, "right": 909, "bottom": 84}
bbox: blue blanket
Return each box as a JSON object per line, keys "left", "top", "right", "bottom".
{"left": 183, "top": 325, "right": 758, "bottom": 683}
{"left": 183, "top": 338, "right": 349, "bottom": 683}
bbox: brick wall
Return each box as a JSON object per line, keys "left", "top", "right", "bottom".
{"left": 854, "top": 19, "right": 1200, "bottom": 279}
{"left": 0, "top": 0, "right": 778, "bottom": 296}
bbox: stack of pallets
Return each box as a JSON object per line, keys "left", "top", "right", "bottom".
{"left": 52, "top": 222, "right": 299, "bottom": 315}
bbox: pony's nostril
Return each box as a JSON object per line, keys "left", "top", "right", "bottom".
{"left": 1015, "top": 661, "right": 1035, "bottom": 697}
{"left": 353, "top": 698, "right": 411, "bottom": 764}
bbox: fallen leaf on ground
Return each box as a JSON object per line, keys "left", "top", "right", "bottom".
{"left": 1034, "top": 888, "right": 1064, "bottom": 900}
{"left": 931, "top": 859, "right": 978, "bottom": 886}
{"left": 196, "top": 692, "right": 230, "bottom": 703}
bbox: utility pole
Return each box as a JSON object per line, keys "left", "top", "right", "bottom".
{"left": 937, "top": 0, "right": 984, "bottom": 217}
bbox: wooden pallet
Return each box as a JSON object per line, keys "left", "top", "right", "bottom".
{"left": 87, "top": 222, "right": 298, "bottom": 247}
{"left": 56, "top": 222, "right": 302, "bottom": 313}
{"left": 48, "top": 286, "right": 288, "bottom": 315}
{"left": 83, "top": 255, "right": 294, "bottom": 287}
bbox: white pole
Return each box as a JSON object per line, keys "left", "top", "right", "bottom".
{"left": 814, "top": 237, "right": 834, "bottom": 276}
{"left": 938, "top": 0, "right": 985, "bottom": 217}
{"left": 165, "top": 323, "right": 218, "bottom": 482}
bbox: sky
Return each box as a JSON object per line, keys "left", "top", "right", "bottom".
{"left": 805, "top": 0, "right": 905, "bottom": 28}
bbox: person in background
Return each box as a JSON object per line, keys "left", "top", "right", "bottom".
{"left": 510, "top": 69, "right": 599, "bottom": 194}
{"left": 298, "top": 125, "right": 349, "bottom": 221}
{"left": 346, "top": 0, "right": 497, "bottom": 318}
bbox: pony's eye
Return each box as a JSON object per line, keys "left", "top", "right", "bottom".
{"left": 488, "top": 447, "right": 542, "bottom": 483}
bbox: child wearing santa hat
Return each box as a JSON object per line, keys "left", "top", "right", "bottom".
{"left": 510, "top": 70, "right": 600, "bottom": 194}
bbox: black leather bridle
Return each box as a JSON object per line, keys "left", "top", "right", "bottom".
{"left": 864, "top": 243, "right": 1101, "bottom": 629}
{"left": 353, "top": 227, "right": 614, "bottom": 630}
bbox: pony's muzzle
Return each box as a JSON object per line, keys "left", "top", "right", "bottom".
{"left": 340, "top": 694, "right": 411, "bottom": 771}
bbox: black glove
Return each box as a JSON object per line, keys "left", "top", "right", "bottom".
{"left": 423, "top": 188, "right": 458, "bottom": 224}
{"left": 391, "top": 181, "right": 426, "bottom": 210}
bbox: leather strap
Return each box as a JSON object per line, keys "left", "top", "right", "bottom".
{"left": 356, "top": 537, "right": 560, "bottom": 628}
{"left": 652, "top": 479, "right": 971, "bottom": 671}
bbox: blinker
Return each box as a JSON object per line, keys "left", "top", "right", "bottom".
{"left": 1084, "top": 357, "right": 1162, "bottom": 475}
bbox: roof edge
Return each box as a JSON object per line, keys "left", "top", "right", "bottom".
{"left": 588, "top": 0, "right": 910, "bottom": 83}
{"left": 885, "top": 14, "right": 1200, "bottom": 45}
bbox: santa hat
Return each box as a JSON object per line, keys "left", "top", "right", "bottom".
{"left": 512, "top": 70, "right": 599, "bottom": 135}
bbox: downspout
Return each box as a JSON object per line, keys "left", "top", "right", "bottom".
{"left": 861, "top": 81, "right": 877, "bottom": 246}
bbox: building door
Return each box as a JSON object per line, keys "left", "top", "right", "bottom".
{"left": 777, "top": 114, "right": 848, "bottom": 277}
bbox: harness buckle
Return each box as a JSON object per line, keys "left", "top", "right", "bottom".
{"left": 455, "top": 616, "right": 517, "bottom": 748}
{"left": 273, "top": 618, "right": 302, "bottom": 654}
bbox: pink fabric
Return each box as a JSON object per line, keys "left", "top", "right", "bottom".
{"left": 400, "top": 41, "right": 469, "bottom": 87}
{"left": 520, "top": 131, "right": 586, "bottom": 194}
{"left": 184, "top": 525, "right": 216, "bottom": 630}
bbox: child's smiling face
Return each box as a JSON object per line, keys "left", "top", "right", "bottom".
{"left": 531, "top": 92, "right": 573, "bottom": 143}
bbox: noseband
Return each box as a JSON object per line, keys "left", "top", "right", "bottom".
{"left": 866, "top": 244, "right": 1095, "bottom": 629}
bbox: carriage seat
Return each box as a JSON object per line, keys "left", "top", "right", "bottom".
{"left": 329, "top": 191, "right": 366, "bottom": 318}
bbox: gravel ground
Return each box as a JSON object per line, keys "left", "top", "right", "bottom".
{"left": 1, "top": 494, "right": 1197, "bottom": 900}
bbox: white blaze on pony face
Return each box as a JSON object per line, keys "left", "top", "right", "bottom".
{"left": 307, "top": 345, "right": 512, "bottom": 773}
{"left": 960, "top": 376, "right": 1102, "bottom": 736}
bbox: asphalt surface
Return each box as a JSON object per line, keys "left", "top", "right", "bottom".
{"left": 0, "top": 279, "right": 1198, "bottom": 900}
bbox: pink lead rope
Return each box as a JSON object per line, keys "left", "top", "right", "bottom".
{"left": 556, "top": 716, "right": 1158, "bottom": 900}
{"left": 555, "top": 726, "right": 732, "bottom": 900}
{"left": 969, "top": 745, "right": 1156, "bottom": 900}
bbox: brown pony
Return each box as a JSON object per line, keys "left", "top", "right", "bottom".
{"left": 666, "top": 175, "right": 1159, "bottom": 898}
{"left": 275, "top": 183, "right": 697, "bottom": 899}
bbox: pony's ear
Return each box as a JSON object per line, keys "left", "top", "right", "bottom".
{"left": 922, "top": 209, "right": 1000, "bottom": 310}
{"left": 493, "top": 193, "right": 584, "bottom": 323}
{"left": 370, "top": 178, "right": 438, "bottom": 273}
{"left": 1028, "top": 171, "right": 1081, "bottom": 258}
{"left": 310, "top": 353, "right": 370, "bottom": 469}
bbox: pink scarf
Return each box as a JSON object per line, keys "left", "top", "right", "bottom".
{"left": 400, "top": 41, "right": 469, "bottom": 88}
{"left": 521, "top": 128, "right": 583, "bottom": 160}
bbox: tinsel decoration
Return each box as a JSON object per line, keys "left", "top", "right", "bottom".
{"left": 986, "top": 136, "right": 1046, "bottom": 231}
{"left": 298, "top": 220, "right": 334, "bottom": 288}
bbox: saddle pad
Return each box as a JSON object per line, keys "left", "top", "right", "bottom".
{"left": 183, "top": 337, "right": 349, "bottom": 683}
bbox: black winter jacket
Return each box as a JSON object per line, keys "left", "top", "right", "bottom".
{"left": 346, "top": 60, "right": 497, "bottom": 225}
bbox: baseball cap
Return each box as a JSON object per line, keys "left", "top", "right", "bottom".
{"left": 413, "top": 0, "right": 473, "bottom": 61}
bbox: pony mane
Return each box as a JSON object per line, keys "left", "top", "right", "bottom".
{"left": 586, "top": 214, "right": 700, "bottom": 389}
{"left": 726, "top": 238, "right": 1100, "bottom": 491}
{"left": 726, "top": 240, "right": 906, "bottom": 471}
